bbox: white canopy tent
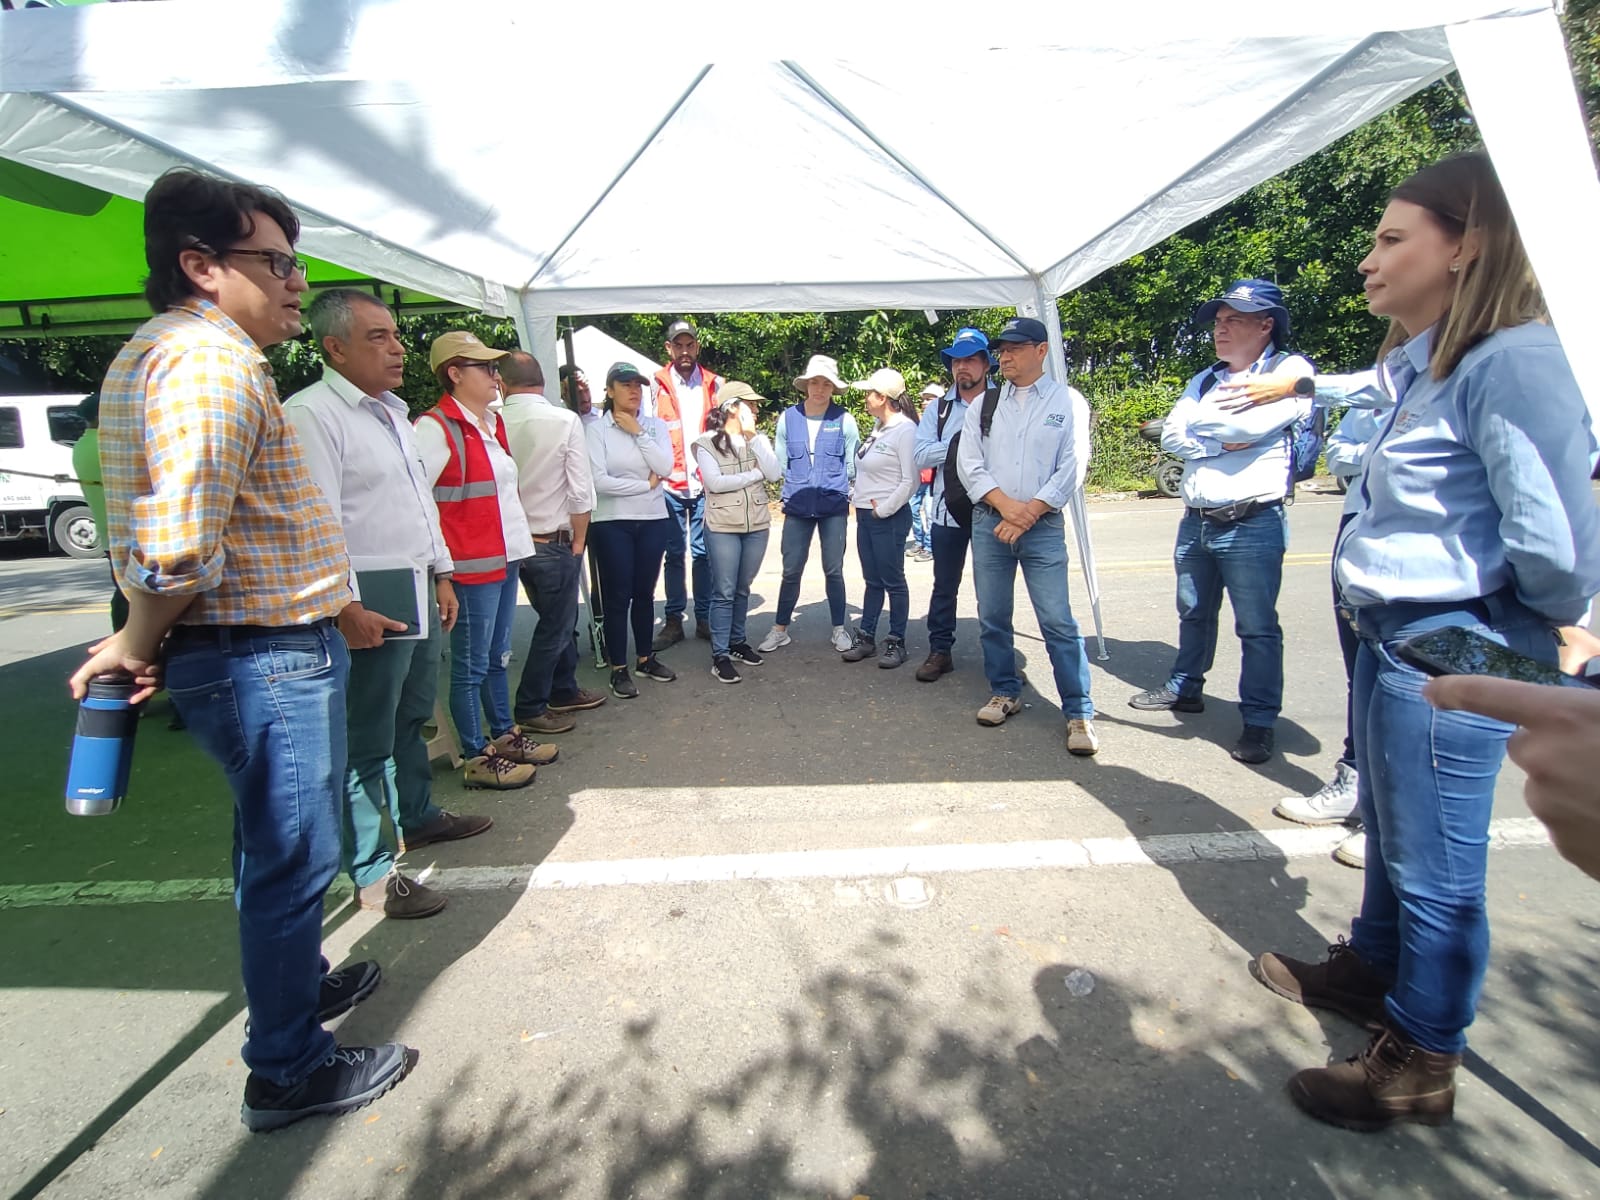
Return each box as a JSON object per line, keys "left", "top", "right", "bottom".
{"left": 2, "top": 0, "right": 1596, "bottom": 658}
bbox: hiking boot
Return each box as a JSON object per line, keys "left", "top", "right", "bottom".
{"left": 830, "top": 625, "right": 854, "bottom": 653}
{"left": 1232, "top": 725, "right": 1276, "bottom": 764}
{"left": 1334, "top": 829, "right": 1368, "bottom": 869}
{"left": 1128, "top": 686, "right": 1205, "bottom": 713}
{"left": 757, "top": 625, "right": 791, "bottom": 653}
{"left": 1066, "top": 718, "right": 1099, "bottom": 756}
{"left": 544, "top": 687, "right": 606, "bottom": 713}
{"left": 878, "top": 636, "right": 908, "bottom": 669}
{"left": 1289, "top": 1027, "right": 1460, "bottom": 1132}
{"left": 242, "top": 1042, "right": 411, "bottom": 1133}
{"left": 464, "top": 752, "right": 536, "bottom": 790}
{"left": 694, "top": 621, "right": 712, "bottom": 641}
{"left": 729, "top": 642, "right": 764, "bottom": 666}
{"left": 316, "top": 960, "right": 381, "bottom": 1023}
{"left": 911, "top": 547, "right": 934, "bottom": 562}
{"left": 711, "top": 656, "right": 741, "bottom": 684}
{"left": 406, "top": 809, "right": 495, "bottom": 847}
{"left": 1251, "top": 937, "right": 1391, "bottom": 1029}
{"left": 490, "top": 728, "right": 559, "bottom": 766}
{"left": 637, "top": 656, "right": 677, "bottom": 683}
{"left": 651, "top": 615, "right": 685, "bottom": 651}
{"left": 515, "top": 710, "right": 576, "bottom": 736}
{"left": 357, "top": 871, "right": 447, "bottom": 920}
{"left": 1276, "top": 761, "right": 1360, "bottom": 825}
{"left": 841, "top": 628, "right": 877, "bottom": 662}
{"left": 976, "top": 695, "right": 1023, "bottom": 726}
{"left": 610, "top": 668, "right": 639, "bottom": 699}
{"left": 916, "top": 651, "right": 954, "bottom": 682}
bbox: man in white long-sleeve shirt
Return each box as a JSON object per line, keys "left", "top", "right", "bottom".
{"left": 284, "top": 289, "right": 492, "bottom": 920}
{"left": 1128, "top": 279, "right": 1313, "bottom": 766}
{"left": 956, "top": 316, "right": 1099, "bottom": 756}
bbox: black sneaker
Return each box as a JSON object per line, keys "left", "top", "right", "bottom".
{"left": 1232, "top": 725, "right": 1276, "bottom": 764}
{"left": 729, "top": 642, "right": 764, "bottom": 666}
{"left": 840, "top": 629, "right": 877, "bottom": 662}
{"left": 877, "top": 636, "right": 908, "bottom": 669}
{"left": 241, "top": 1043, "right": 411, "bottom": 1133}
{"left": 610, "top": 668, "right": 639, "bottom": 699}
{"left": 636, "top": 657, "right": 677, "bottom": 683}
{"left": 1128, "top": 686, "right": 1205, "bottom": 713}
{"left": 711, "top": 656, "right": 742, "bottom": 684}
{"left": 317, "top": 961, "right": 381, "bottom": 1023}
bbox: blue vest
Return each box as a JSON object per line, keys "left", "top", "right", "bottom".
{"left": 780, "top": 403, "right": 851, "bottom": 518}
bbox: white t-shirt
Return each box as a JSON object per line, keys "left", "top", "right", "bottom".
{"left": 806, "top": 415, "right": 824, "bottom": 455}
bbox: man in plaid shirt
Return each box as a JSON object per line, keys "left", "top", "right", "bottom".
{"left": 70, "top": 169, "right": 411, "bottom": 1132}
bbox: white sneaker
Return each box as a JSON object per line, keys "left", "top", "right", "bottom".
{"left": 757, "top": 625, "right": 791, "bottom": 653}
{"left": 1273, "top": 761, "right": 1359, "bottom": 826}
{"left": 830, "top": 625, "right": 853, "bottom": 653}
{"left": 1333, "top": 829, "right": 1367, "bottom": 869}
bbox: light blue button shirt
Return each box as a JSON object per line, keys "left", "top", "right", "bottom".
{"left": 1334, "top": 322, "right": 1600, "bottom": 622}
{"left": 1310, "top": 368, "right": 1397, "bottom": 516}
{"left": 1161, "top": 348, "right": 1314, "bottom": 508}
{"left": 915, "top": 384, "right": 976, "bottom": 527}
{"left": 956, "top": 374, "right": 1087, "bottom": 513}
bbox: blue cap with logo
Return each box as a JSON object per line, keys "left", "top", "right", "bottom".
{"left": 940, "top": 326, "right": 992, "bottom": 367}
{"left": 992, "top": 316, "right": 1049, "bottom": 345}
{"left": 1193, "top": 279, "right": 1292, "bottom": 346}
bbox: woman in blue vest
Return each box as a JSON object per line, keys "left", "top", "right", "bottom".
{"left": 757, "top": 354, "right": 861, "bottom": 654}
{"left": 587, "top": 362, "right": 679, "bottom": 699}
{"left": 1252, "top": 152, "right": 1600, "bottom": 1130}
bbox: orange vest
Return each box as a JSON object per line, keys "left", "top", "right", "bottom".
{"left": 417, "top": 394, "right": 511, "bottom": 585}
{"left": 652, "top": 365, "right": 722, "bottom": 494}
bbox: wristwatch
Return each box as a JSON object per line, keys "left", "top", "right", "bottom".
{"left": 435, "top": 572, "right": 453, "bottom": 583}
{"left": 1293, "top": 377, "right": 1316, "bottom": 398}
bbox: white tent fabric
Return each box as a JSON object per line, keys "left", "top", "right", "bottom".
{"left": 3, "top": 0, "right": 1597, "bottom": 658}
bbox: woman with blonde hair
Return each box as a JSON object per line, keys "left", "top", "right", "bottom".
{"left": 1252, "top": 152, "right": 1600, "bottom": 1130}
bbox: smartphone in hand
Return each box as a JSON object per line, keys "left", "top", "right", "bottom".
{"left": 1395, "top": 626, "right": 1600, "bottom": 690}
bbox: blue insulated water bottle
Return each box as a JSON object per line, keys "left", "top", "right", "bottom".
{"left": 64, "top": 674, "right": 140, "bottom": 816}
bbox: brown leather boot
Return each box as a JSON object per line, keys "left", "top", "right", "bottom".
{"left": 1251, "top": 937, "right": 1391, "bottom": 1029}
{"left": 915, "top": 651, "right": 954, "bottom": 682}
{"left": 1289, "top": 1027, "right": 1460, "bottom": 1131}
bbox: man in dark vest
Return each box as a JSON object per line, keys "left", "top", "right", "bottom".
{"left": 757, "top": 354, "right": 861, "bottom": 654}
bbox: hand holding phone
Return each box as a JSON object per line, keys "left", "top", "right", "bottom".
{"left": 1395, "top": 626, "right": 1599, "bottom": 690}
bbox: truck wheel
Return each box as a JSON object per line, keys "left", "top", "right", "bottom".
{"left": 1155, "top": 460, "right": 1184, "bottom": 498}
{"left": 52, "top": 504, "right": 101, "bottom": 559}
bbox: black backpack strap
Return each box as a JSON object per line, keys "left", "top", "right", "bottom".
{"left": 936, "top": 391, "right": 954, "bottom": 439}
{"left": 978, "top": 386, "right": 1001, "bottom": 437}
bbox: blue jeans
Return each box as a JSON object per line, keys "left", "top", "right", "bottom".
{"left": 165, "top": 620, "right": 349, "bottom": 1087}
{"left": 662, "top": 490, "right": 710, "bottom": 623}
{"left": 775, "top": 512, "right": 848, "bottom": 627}
{"left": 514, "top": 542, "right": 581, "bottom": 718}
{"left": 590, "top": 517, "right": 670, "bottom": 665}
{"left": 1166, "top": 506, "right": 1286, "bottom": 728}
{"left": 343, "top": 596, "right": 442, "bottom": 889}
{"left": 449, "top": 564, "right": 522, "bottom": 757}
{"left": 855, "top": 505, "right": 913, "bottom": 641}
{"left": 1345, "top": 595, "right": 1554, "bottom": 1054}
{"left": 969, "top": 506, "right": 1094, "bottom": 719}
{"left": 1332, "top": 513, "right": 1360, "bottom": 767}
{"left": 705, "top": 527, "right": 769, "bottom": 656}
{"left": 926, "top": 522, "right": 970, "bottom": 654}
{"left": 909, "top": 480, "right": 932, "bottom": 551}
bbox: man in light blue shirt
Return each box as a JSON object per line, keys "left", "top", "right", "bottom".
{"left": 1129, "top": 279, "right": 1312, "bottom": 766}
{"left": 956, "top": 317, "right": 1098, "bottom": 755}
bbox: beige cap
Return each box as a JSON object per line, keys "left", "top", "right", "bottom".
{"left": 428, "top": 330, "right": 509, "bottom": 372}
{"left": 850, "top": 367, "right": 908, "bottom": 400}
{"left": 919, "top": 381, "right": 946, "bottom": 400}
{"left": 718, "top": 380, "right": 766, "bottom": 407}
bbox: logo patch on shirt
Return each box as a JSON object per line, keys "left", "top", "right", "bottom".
{"left": 1042, "top": 412, "right": 1066, "bottom": 428}
{"left": 1392, "top": 410, "right": 1423, "bottom": 433}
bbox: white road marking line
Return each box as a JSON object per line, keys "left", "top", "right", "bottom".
{"left": 0, "top": 819, "right": 1551, "bottom": 909}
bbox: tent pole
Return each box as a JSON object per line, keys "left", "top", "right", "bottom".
{"left": 1033, "top": 279, "right": 1108, "bottom": 661}
{"left": 515, "top": 289, "right": 560, "bottom": 390}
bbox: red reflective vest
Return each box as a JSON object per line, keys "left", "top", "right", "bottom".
{"left": 417, "top": 393, "right": 510, "bottom": 585}
{"left": 652, "top": 365, "right": 722, "bottom": 494}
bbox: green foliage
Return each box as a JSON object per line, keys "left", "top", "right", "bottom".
{"left": 1080, "top": 381, "right": 1181, "bottom": 493}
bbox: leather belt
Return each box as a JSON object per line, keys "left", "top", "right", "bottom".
{"left": 168, "top": 616, "right": 334, "bottom": 647}
{"left": 530, "top": 530, "right": 573, "bottom": 546}
{"left": 1186, "top": 498, "right": 1283, "bottom": 525}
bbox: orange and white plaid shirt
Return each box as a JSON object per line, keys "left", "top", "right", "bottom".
{"left": 99, "top": 299, "right": 351, "bottom": 627}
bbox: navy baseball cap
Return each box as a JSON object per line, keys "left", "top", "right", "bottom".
{"left": 940, "top": 326, "right": 991, "bottom": 366}
{"left": 992, "top": 316, "right": 1049, "bottom": 345}
{"left": 1193, "top": 279, "right": 1292, "bottom": 346}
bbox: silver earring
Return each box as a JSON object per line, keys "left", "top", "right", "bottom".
{"left": 1449, "top": 263, "right": 1461, "bottom": 273}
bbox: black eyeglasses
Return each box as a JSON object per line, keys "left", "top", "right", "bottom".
{"left": 200, "top": 244, "right": 309, "bottom": 280}
{"left": 460, "top": 361, "right": 500, "bottom": 375}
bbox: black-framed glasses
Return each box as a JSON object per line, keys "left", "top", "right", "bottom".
{"left": 461, "top": 361, "right": 500, "bottom": 375}
{"left": 206, "top": 245, "right": 310, "bottom": 280}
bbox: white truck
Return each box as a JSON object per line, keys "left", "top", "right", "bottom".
{"left": 0, "top": 393, "right": 101, "bottom": 559}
